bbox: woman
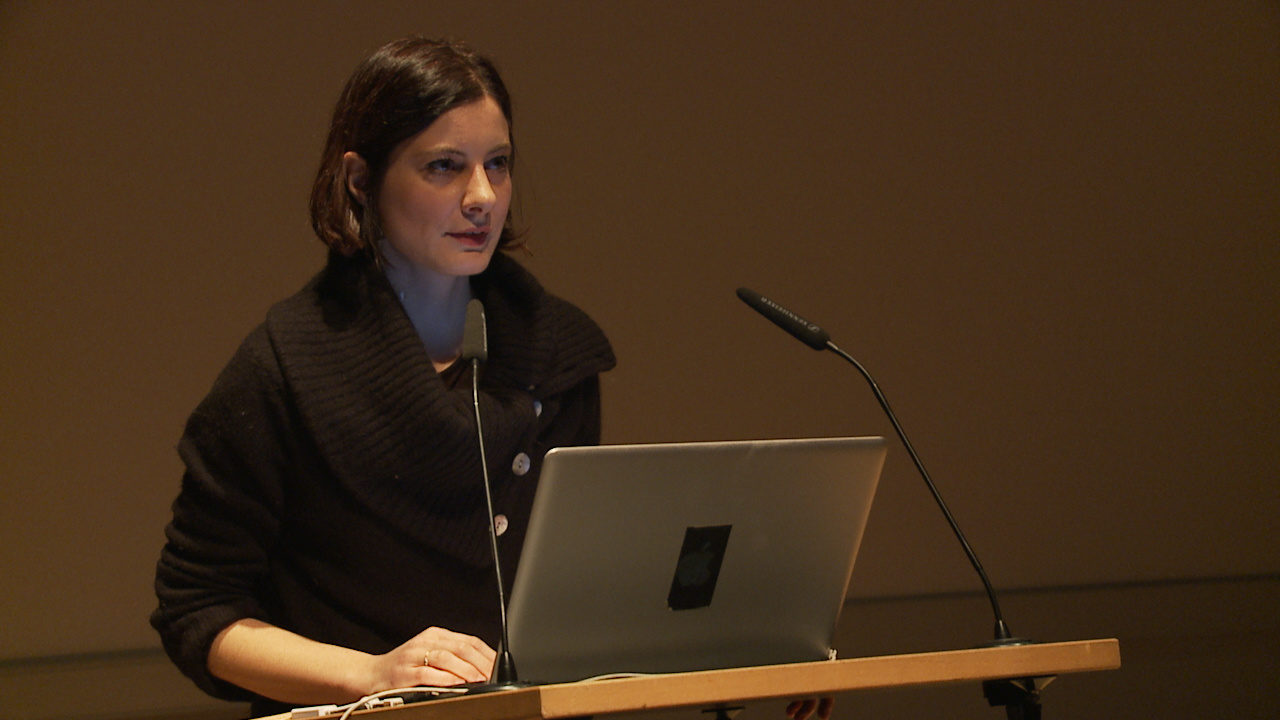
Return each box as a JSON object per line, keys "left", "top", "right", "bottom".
{"left": 151, "top": 37, "right": 615, "bottom": 714}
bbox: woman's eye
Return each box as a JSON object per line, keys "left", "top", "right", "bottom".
{"left": 425, "top": 159, "right": 457, "bottom": 174}
{"left": 485, "top": 155, "right": 511, "bottom": 172}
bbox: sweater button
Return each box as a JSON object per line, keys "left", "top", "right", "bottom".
{"left": 494, "top": 514, "right": 509, "bottom": 536}
{"left": 512, "top": 452, "right": 531, "bottom": 476}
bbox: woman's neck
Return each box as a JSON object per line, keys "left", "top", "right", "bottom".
{"left": 380, "top": 241, "right": 472, "bottom": 370}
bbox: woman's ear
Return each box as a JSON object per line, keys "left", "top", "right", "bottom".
{"left": 341, "top": 152, "right": 370, "bottom": 205}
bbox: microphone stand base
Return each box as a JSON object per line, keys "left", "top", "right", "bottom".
{"left": 985, "top": 636, "right": 1035, "bottom": 648}
{"left": 981, "top": 635, "right": 1044, "bottom": 719}
{"left": 459, "top": 680, "right": 536, "bottom": 695}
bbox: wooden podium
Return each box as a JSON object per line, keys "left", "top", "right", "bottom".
{"left": 312, "top": 639, "right": 1119, "bottom": 719}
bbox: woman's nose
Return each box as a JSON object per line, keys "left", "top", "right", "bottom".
{"left": 462, "top": 164, "right": 496, "bottom": 215}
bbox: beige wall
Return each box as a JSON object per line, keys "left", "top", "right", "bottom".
{"left": 1, "top": 1, "right": 1276, "bottom": 717}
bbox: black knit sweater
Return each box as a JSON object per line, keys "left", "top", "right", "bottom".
{"left": 151, "top": 251, "right": 614, "bottom": 710}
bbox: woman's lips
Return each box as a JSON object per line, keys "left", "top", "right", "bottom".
{"left": 448, "top": 227, "right": 490, "bottom": 247}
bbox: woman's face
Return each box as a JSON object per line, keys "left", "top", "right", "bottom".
{"left": 371, "top": 97, "right": 512, "bottom": 279}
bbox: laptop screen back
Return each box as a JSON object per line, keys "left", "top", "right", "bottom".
{"left": 505, "top": 436, "right": 886, "bottom": 683}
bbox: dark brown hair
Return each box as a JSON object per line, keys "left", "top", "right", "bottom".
{"left": 309, "top": 37, "right": 520, "bottom": 256}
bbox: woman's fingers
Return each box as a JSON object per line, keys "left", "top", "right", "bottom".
{"left": 420, "top": 645, "right": 488, "bottom": 683}
{"left": 409, "top": 628, "right": 495, "bottom": 684}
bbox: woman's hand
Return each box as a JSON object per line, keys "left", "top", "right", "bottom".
{"left": 366, "top": 626, "right": 497, "bottom": 689}
{"left": 208, "top": 619, "right": 496, "bottom": 705}
{"left": 785, "top": 697, "right": 834, "bottom": 720}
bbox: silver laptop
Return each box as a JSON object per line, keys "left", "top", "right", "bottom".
{"left": 505, "top": 436, "right": 887, "bottom": 683}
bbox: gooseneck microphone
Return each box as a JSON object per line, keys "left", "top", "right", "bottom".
{"left": 736, "top": 287, "right": 1023, "bottom": 646}
{"left": 460, "top": 299, "right": 526, "bottom": 690}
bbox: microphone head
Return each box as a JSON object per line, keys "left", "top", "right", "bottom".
{"left": 736, "top": 287, "right": 830, "bottom": 350}
{"left": 461, "top": 299, "right": 488, "bottom": 363}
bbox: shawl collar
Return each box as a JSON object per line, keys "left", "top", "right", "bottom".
{"left": 264, "top": 251, "right": 614, "bottom": 565}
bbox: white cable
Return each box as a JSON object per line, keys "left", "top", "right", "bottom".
{"left": 286, "top": 686, "right": 465, "bottom": 720}
{"left": 335, "top": 686, "right": 467, "bottom": 720}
